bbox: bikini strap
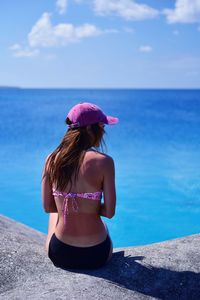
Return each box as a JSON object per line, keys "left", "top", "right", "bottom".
{"left": 52, "top": 190, "right": 102, "bottom": 200}
{"left": 52, "top": 189, "right": 102, "bottom": 225}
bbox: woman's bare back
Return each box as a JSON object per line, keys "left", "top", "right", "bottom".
{"left": 53, "top": 149, "right": 113, "bottom": 246}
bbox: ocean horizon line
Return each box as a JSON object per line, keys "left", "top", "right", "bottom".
{"left": 1, "top": 86, "right": 200, "bottom": 91}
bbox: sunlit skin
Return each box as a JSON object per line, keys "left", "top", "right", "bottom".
{"left": 42, "top": 123, "right": 116, "bottom": 263}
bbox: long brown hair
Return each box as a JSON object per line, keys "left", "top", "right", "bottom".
{"left": 43, "top": 119, "right": 105, "bottom": 191}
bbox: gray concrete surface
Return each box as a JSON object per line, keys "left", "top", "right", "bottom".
{"left": 0, "top": 214, "right": 200, "bottom": 300}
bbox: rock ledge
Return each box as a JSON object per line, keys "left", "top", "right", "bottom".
{"left": 0, "top": 214, "right": 200, "bottom": 299}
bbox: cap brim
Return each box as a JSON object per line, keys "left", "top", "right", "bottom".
{"left": 106, "top": 116, "right": 119, "bottom": 125}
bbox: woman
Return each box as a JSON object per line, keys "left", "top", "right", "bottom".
{"left": 42, "top": 102, "right": 118, "bottom": 270}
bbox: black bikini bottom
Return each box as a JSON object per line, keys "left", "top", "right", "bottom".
{"left": 48, "top": 233, "right": 112, "bottom": 270}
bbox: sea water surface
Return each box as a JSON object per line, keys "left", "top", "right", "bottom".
{"left": 0, "top": 88, "right": 200, "bottom": 248}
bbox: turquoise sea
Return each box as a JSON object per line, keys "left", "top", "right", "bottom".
{"left": 0, "top": 88, "right": 200, "bottom": 248}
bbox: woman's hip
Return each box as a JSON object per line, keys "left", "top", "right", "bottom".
{"left": 48, "top": 232, "right": 112, "bottom": 270}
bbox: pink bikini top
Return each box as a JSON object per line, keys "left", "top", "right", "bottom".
{"left": 52, "top": 189, "right": 102, "bottom": 224}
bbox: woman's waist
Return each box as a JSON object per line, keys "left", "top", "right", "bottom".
{"left": 57, "top": 209, "right": 104, "bottom": 223}
{"left": 55, "top": 219, "right": 109, "bottom": 246}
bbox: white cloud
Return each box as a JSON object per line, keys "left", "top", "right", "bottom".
{"left": 28, "top": 12, "right": 102, "bottom": 48}
{"left": 94, "top": 0, "right": 159, "bottom": 21}
{"left": 9, "top": 44, "right": 39, "bottom": 57}
{"left": 56, "top": 0, "right": 68, "bottom": 14}
{"left": 10, "top": 12, "right": 117, "bottom": 57}
{"left": 164, "top": 0, "right": 200, "bottom": 23}
{"left": 28, "top": 13, "right": 56, "bottom": 47}
{"left": 139, "top": 45, "right": 153, "bottom": 53}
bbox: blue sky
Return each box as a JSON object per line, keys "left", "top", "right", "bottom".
{"left": 0, "top": 0, "right": 200, "bottom": 88}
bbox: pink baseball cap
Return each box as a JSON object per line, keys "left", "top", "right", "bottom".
{"left": 67, "top": 102, "right": 118, "bottom": 129}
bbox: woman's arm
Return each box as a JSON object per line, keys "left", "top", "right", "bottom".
{"left": 42, "top": 157, "right": 57, "bottom": 213}
{"left": 99, "top": 156, "right": 116, "bottom": 219}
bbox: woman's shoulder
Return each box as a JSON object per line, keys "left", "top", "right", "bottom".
{"left": 86, "top": 150, "right": 114, "bottom": 167}
{"left": 99, "top": 154, "right": 114, "bottom": 170}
